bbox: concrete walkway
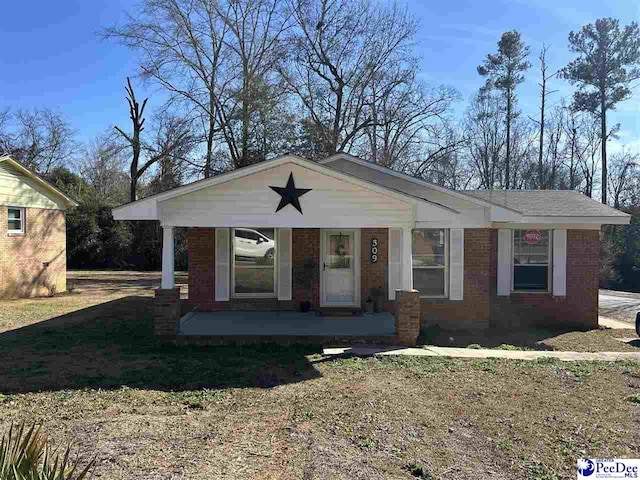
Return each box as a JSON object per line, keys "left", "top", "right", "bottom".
{"left": 600, "top": 316, "right": 636, "bottom": 330}
{"left": 323, "top": 345, "right": 640, "bottom": 362}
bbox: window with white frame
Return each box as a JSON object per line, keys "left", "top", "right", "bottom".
{"left": 7, "top": 207, "right": 24, "bottom": 234}
{"left": 232, "top": 228, "right": 276, "bottom": 296}
{"left": 412, "top": 228, "right": 448, "bottom": 297}
{"left": 512, "top": 230, "right": 551, "bottom": 291}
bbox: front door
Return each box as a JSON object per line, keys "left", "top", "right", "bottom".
{"left": 321, "top": 229, "right": 360, "bottom": 307}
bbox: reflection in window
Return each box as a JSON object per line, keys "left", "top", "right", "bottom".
{"left": 328, "top": 233, "right": 352, "bottom": 269}
{"left": 513, "top": 230, "right": 550, "bottom": 291}
{"left": 233, "top": 228, "right": 276, "bottom": 295}
{"left": 8, "top": 207, "right": 24, "bottom": 234}
{"left": 412, "top": 229, "right": 448, "bottom": 297}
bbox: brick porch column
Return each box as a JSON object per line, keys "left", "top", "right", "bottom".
{"left": 395, "top": 289, "right": 420, "bottom": 346}
{"left": 154, "top": 287, "right": 181, "bottom": 337}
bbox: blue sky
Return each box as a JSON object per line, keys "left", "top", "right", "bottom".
{"left": 0, "top": 0, "right": 638, "bottom": 151}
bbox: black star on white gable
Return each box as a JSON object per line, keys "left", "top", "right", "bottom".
{"left": 269, "top": 173, "right": 312, "bottom": 214}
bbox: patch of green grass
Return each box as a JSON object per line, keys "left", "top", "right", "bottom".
{"left": 628, "top": 393, "right": 640, "bottom": 404}
{"left": 494, "top": 344, "right": 528, "bottom": 351}
{"left": 496, "top": 438, "right": 513, "bottom": 451}
{"left": 466, "top": 343, "right": 482, "bottom": 349}
{"left": 379, "top": 356, "right": 466, "bottom": 377}
{"left": 357, "top": 436, "right": 377, "bottom": 449}
{"left": 525, "top": 460, "right": 559, "bottom": 480}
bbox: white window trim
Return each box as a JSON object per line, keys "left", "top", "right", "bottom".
{"left": 231, "top": 227, "right": 278, "bottom": 298}
{"left": 511, "top": 229, "right": 552, "bottom": 293}
{"left": 7, "top": 207, "right": 25, "bottom": 235}
{"left": 412, "top": 228, "right": 449, "bottom": 299}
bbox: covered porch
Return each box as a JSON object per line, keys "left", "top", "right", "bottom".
{"left": 178, "top": 310, "right": 396, "bottom": 337}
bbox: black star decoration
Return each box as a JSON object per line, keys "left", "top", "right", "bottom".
{"left": 269, "top": 173, "right": 312, "bottom": 214}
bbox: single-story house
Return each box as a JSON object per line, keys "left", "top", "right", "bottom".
{"left": 113, "top": 153, "right": 630, "bottom": 345}
{"left": 0, "top": 156, "right": 77, "bottom": 298}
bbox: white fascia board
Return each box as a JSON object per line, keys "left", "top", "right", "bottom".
{"left": 320, "top": 153, "right": 497, "bottom": 209}
{"left": 112, "top": 196, "right": 159, "bottom": 220}
{"left": 519, "top": 215, "right": 630, "bottom": 225}
{"left": 493, "top": 215, "right": 631, "bottom": 229}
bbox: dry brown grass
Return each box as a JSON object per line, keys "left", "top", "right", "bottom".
{"left": 0, "top": 271, "right": 638, "bottom": 479}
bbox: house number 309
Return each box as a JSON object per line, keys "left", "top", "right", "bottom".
{"left": 371, "top": 238, "right": 378, "bottom": 263}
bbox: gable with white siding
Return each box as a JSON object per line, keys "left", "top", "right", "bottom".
{"left": 157, "top": 160, "right": 454, "bottom": 228}
{"left": 0, "top": 160, "right": 74, "bottom": 210}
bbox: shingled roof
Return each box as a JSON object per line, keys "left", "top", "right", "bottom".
{"left": 464, "top": 189, "right": 629, "bottom": 218}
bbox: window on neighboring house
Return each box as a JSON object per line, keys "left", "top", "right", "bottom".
{"left": 232, "top": 228, "right": 277, "bottom": 296}
{"left": 412, "top": 228, "right": 448, "bottom": 297}
{"left": 512, "top": 230, "right": 551, "bottom": 291}
{"left": 7, "top": 207, "right": 24, "bottom": 235}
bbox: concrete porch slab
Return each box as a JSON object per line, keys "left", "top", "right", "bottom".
{"left": 179, "top": 311, "right": 396, "bottom": 337}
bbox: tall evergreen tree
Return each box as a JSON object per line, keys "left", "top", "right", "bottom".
{"left": 478, "top": 30, "right": 530, "bottom": 189}
{"left": 563, "top": 18, "right": 640, "bottom": 204}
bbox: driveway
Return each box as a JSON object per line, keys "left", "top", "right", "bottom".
{"left": 600, "top": 289, "right": 640, "bottom": 324}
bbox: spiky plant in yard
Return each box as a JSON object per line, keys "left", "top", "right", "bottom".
{"left": 0, "top": 423, "right": 95, "bottom": 479}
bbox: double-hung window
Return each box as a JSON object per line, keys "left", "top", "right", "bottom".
{"left": 411, "top": 228, "right": 448, "bottom": 297}
{"left": 7, "top": 207, "right": 24, "bottom": 235}
{"left": 512, "top": 230, "right": 551, "bottom": 292}
{"left": 232, "top": 228, "right": 277, "bottom": 296}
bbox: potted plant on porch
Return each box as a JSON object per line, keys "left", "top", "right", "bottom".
{"left": 369, "top": 287, "right": 384, "bottom": 313}
{"left": 296, "top": 256, "right": 318, "bottom": 312}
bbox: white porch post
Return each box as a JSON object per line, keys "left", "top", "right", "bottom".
{"left": 401, "top": 225, "right": 413, "bottom": 291}
{"left": 161, "top": 226, "right": 175, "bottom": 289}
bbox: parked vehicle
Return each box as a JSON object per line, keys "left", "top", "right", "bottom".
{"left": 234, "top": 228, "right": 275, "bottom": 260}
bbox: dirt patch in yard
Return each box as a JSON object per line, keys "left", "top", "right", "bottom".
{"left": 425, "top": 326, "right": 640, "bottom": 353}
{"left": 0, "top": 271, "right": 638, "bottom": 479}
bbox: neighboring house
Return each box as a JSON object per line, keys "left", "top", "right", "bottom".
{"left": 0, "top": 156, "right": 77, "bottom": 298}
{"left": 113, "top": 153, "right": 630, "bottom": 345}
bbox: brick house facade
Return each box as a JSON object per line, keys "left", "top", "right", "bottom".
{"left": 113, "top": 153, "right": 629, "bottom": 344}
{"left": 0, "top": 156, "right": 76, "bottom": 299}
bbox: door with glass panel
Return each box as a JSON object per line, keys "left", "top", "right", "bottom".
{"left": 321, "top": 229, "right": 359, "bottom": 307}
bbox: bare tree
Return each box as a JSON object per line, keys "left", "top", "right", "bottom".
{"left": 360, "top": 77, "right": 460, "bottom": 169}
{"left": 579, "top": 117, "right": 602, "bottom": 198}
{"left": 0, "top": 108, "right": 77, "bottom": 174}
{"left": 464, "top": 90, "right": 506, "bottom": 189}
{"left": 283, "top": 0, "right": 418, "bottom": 157}
{"left": 115, "top": 78, "right": 192, "bottom": 202}
{"left": 106, "top": 0, "right": 232, "bottom": 177}
{"left": 608, "top": 148, "right": 638, "bottom": 209}
{"left": 80, "top": 134, "right": 129, "bottom": 204}
{"left": 529, "top": 45, "right": 559, "bottom": 188}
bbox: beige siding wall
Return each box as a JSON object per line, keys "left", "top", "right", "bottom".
{"left": 0, "top": 206, "right": 67, "bottom": 298}
{"left": 0, "top": 163, "right": 66, "bottom": 210}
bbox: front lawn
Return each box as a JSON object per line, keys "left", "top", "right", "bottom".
{"left": 0, "top": 271, "right": 638, "bottom": 479}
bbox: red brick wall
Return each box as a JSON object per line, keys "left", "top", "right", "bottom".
{"left": 360, "top": 228, "right": 390, "bottom": 310}
{"left": 185, "top": 228, "right": 216, "bottom": 310}
{"left": 292, "top": 228, "right": 320, "bottom": 309}
{"left": 0, "top": 206, "right": 67, "bottom": 298}
{"left": 419, "top": 228, "right": 599, "bottom": 331}
{"left": 420, "top": 229, "right": 491, "bottom": 330}
{"left": 489, "top": 229, "right": 599, "bottom": 329}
